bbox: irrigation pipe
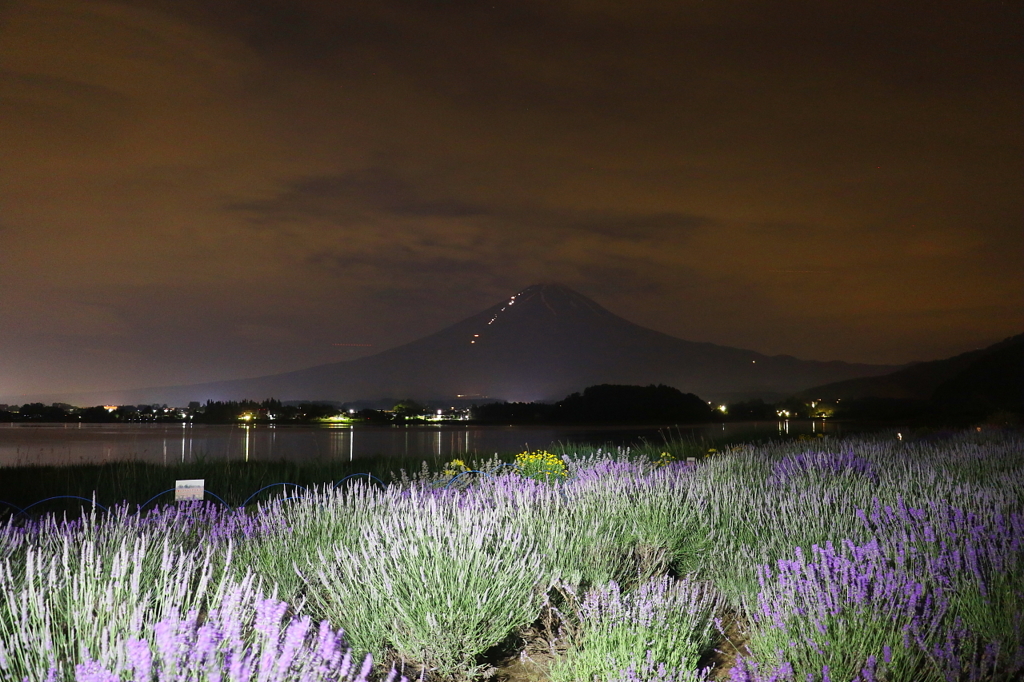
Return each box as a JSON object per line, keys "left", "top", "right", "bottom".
{"left": 443, "top": 470, "right": 497, "bottom": 490}
{"left": 138, "top": 488, "right": 178, "bottom": 513}
{"left": 19, "top": 495, "right": 109, "bottom": 516}
{"left": 332, "top": 473, "right": 387, "bottom": 490}
{"left": 240, "top": 483, "right": 309, "bottom": 508}
{"left": 0, "top": 500, "right": 27, "bottom": 516}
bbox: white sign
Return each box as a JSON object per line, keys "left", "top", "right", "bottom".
{"left": 175, "top": 479, "right": 205, "bottom": 502}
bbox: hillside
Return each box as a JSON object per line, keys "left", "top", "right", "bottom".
{"left": 800, "top": 334, "right": 1023, "bottom": 402}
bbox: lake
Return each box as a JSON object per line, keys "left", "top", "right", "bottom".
{"left": 0, "top": 420, "right": 850, "bottom": 467}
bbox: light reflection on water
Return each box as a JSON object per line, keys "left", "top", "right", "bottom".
{"left": 0, "top": 420, "right": 847, "bottom": 467}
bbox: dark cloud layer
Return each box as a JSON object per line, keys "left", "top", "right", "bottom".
{"left": 0, "top": 0, "right": 1020, "bottom": 400}
{"left": 231, "top": 168, "right": 488, "bottom": 223}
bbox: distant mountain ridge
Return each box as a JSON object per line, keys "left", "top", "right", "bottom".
{"left": 800, "top": 334, "right": 1023, "bottom": 402}
{"left": 797, "top": 333, "right": 1024, "bottom": 423}
{"left": 929, "top": 337, "right": 1023, "bottom": 419}
{"left": 65, "top": 283, "right": 904, "bottom": 406}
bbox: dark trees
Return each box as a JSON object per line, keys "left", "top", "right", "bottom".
{"left": 555, "top": 384, "right": 713, "bottom": 424}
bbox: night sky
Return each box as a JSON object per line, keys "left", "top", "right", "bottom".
{"left": 1, "top": 0, "right": 1020, "bottom": 401}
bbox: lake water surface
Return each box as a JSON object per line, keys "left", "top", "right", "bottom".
{"left": 0, "top": 420, "right": 849, "bottom": 467}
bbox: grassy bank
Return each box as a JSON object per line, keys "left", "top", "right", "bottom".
{"left": 0, "top": 455, "right": 426, "bottom": 518}
{"left": 0, "top": 427, "right": 741, "bottom": 517}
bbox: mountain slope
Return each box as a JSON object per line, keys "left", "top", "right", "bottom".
{"left": 800, "top": 334, "right": 1023, "bottom": 402}
{"left": 94, "top": 284, "right": 901, "bottom": 404}
{"left": 929, "top": 337, "right": 1024, "bottom": 418}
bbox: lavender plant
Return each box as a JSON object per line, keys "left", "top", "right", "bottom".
{"left": 552, "top": 470, "right": 663, "bottom": 587}
{"left": 549, "top": 575, "right": 721, "bottom": 682}
{"left": 691, "top": 434, "right": 1024, "bottom": 606}
{"left": 857, "top": 497, "right": 1024, "bottom": 674}
{"left": 738, "top": 496, "right": 1024, "bottom": 681}
{"left": 0, "top": 517, "right": 26, "bottom": 562}
{"left": 300, "top": 485, "right": 557, "bottom": 679}
{"left": 744, "top": 540, "right": 944, "bottom": 680}
{"left": 626, "top": 465, "right": 710, "bottom": 579}
{"left": 769, "top": 449, "right": 880, "bottom": 487}
{"left": 0, "top": 524, "right": 232, "bottom": 680}
{"left": 227, "top": 483, "right": 385, "bottom": 608}
{"left": 548, "top": 457, "right": 708, "bottom": 588}
{"left": 608, "top": 650, "right": 713, "bottom": 682}
{"left": 70, "top": 579, "right": 384, "bottom": 682}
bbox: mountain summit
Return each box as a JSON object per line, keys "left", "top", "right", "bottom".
{"left": 106, "top": 283, "right": 899, "bottom": 405}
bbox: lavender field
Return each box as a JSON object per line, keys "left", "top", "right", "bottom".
{"left": 0, "top": 431, "right": 1021, "bottom": 682}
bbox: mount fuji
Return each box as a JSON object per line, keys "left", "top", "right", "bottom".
{"left": 95, "top": 283, "right": 901, "bottom": 405}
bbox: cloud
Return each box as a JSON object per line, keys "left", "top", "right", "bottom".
{"left": 566, "top": 211, "right": 714, "bottom": 240}
{"left": 0, "top": 298, "right": 131, "bottom": 340}
{"left": 229, "top": 168, "right": 488, "bottom": 224}
{"left": 0, "top": 68, "right": 133, "bottom": 117}
{"left": 233, "top": 323, "right": 301, "bottom": 345}
{"left": 308, "top": 249, "right": 492, "bottom": 277}
{"left": 0, "top": 0, "right": 1020, "bottom": 396}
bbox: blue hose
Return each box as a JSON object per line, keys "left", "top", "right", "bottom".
{"left": 20, "top": 496, "right": 109, "bottom": 516}
{"left": 333, "top": 473, "right": 386, "bottom": 490}
{"left": 241, "top": 483, "right": 308, "bottom": 508}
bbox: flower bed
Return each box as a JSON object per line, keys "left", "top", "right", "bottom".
{"left": 1, "top": 431, "right": 1021, "bottom": 681}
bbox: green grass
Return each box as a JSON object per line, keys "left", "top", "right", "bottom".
{"left": 0, "top": 427, "right": 752, "bottom": 518}
{"left": 0, "top": 454, "right": 440, "bottom": 518}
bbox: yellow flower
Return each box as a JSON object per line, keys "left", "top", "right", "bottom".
{"left": 515, "top": 449, "right": 568, "bottom": 482}
{"left": 443, "top": 459, "right": 469, "bottom": 477}
{"left": 653, "top": 451, "right": 676, "bottom": 467}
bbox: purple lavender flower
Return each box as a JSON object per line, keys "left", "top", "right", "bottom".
{"left": 125, "top": 638, "right": 152, "bottom": 682}
{"left": 750, "top": 538, "right": 944, "bottom": 680}
{"left": 74, "top": 661, "right": 119, "bottom": 682}
{"left": 75, "top": 592, "right": 376, "bottom": 682}
{"left": 770, "top": 449, "right": 879, "bottom": 487}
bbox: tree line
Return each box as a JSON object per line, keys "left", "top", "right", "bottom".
{"left": 0, "top": 399, "right": 342, "bottom": 424}
{"left": 471, "top": 384, "right": 715, "bottom": 424}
